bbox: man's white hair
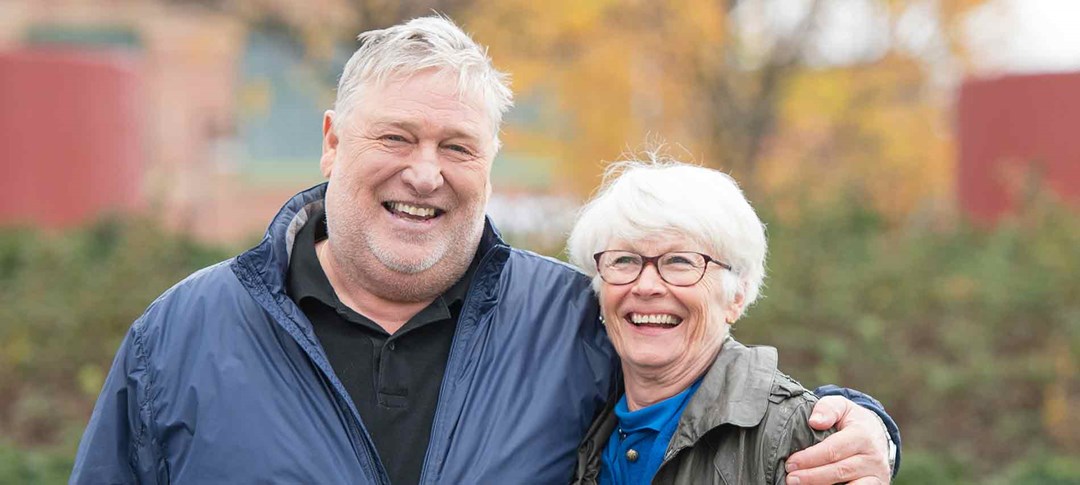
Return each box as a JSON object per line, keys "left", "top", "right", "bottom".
{"left": 567, "top": 156, "right": 768, "bottom": 311}
{"left": 333, "top": 15, "right": 514, "bottom": 149}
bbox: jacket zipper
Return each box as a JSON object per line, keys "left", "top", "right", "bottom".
{"left": 416, "top": 245, "right": 503, "bottom": 485}
{"left": 237, "top": 254, "right": 391, "bottom": 485}
{"left": 278, "top": 295, "right": 390, "bottom": 482}
{"left": 293, "top": 318, "right": 391, "bottom": 485}
{"left": 337, "top": 388, "right": 391, "bottom": 485}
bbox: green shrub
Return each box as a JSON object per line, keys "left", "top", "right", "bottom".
{"left": 0, "top": 442, "right": 75, "bottom": 485}
{"left": 737, "top": 192, "right": 1080, "bottom": 481}
{"left": 993, "top": 453, "right": 1080, "bottom": 485}
{"left": 0, "top": 217, "right": 232, "bottom": 449}
{"left": 892, "top": 450, "right": 968, "bottom": 485}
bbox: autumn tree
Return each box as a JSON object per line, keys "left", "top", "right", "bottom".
{"left": 466, "top": 0, "right": 991, "bottom": 220}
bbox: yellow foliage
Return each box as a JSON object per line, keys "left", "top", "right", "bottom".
{"left": 760, "top": 56, "right": 954, "bottom": 219}
{"left": 77, "top": 365, "right": 106, "bottom": 398}
{"left": 465, "top": 0, "right": 728, "bottom": 195}
{"left": 1043, "top": 339, "right": 1077, "bottom": 448}
{"left": 462, "top": 0, "right": 984, "bottom": 219}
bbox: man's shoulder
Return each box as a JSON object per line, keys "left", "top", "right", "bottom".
{"left": 142, "top": 259, "right": 240, "bottom": 311}
{"left": 133, "top": 258, "right": 258, "bottom": 348}
{"left": 501, "top": 248, "right": 596, "bottom": 302}
{"left": 506, "top": 247, "right": 589, "bottom": 281}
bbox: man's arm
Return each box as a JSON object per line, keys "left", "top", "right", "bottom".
{"left": 70, "top": 325, "right": 163, "bottom": 484}
{"left": 783, "top": 385, "right": 901, "bottom": 485}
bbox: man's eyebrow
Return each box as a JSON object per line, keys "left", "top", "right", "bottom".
{"left": 443, "top": 127, "right": 486, "bottom": 142}
{"left": 368, "top": 120, "right": 419, "bottom": 132}
{"left": 368, "top": 120, "right": 486, "bottom": 142}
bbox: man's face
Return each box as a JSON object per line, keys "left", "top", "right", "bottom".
{"left": 320, "top": 68, "right": 495, "bottom": 302}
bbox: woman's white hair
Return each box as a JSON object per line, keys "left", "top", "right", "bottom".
{"left": 567, "top": 155, "right": 768, "bottom": 311}
{"left": 333, "top": 15, "right": 514, "bottom": 149}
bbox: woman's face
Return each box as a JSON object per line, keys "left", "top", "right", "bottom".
{"left": 598, "top": 235, "right": 741, "bottom": 378}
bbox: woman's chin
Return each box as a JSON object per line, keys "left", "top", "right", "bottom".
{"left": 620, "top": 349, "right": 679, "bottom": 373}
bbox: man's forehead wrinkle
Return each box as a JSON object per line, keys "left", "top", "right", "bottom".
{"left": 365, "top": 70, "right": 492, "bottom": 124}
{"left": 379, "top": 67, "right": 477, "bottom": 106}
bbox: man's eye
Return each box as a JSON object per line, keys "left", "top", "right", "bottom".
{"left": 381, "top": 134, "right": 408, "bottom": 143}
{"left": 445, "top": 144, "right": 473, "bottom": 156}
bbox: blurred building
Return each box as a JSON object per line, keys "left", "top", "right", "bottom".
{"left": 0, "top": 0, "right": 318, "bottom": 242}
{"left": 958, "top": 72, "right": 1080, "bottom": 222}
{"left": 0, "top": 0, "right": 572, "bottom": 245}
{"left": 0, "top": 49, "right": 143, "bottom": 228}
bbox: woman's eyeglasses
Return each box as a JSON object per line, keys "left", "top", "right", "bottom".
{"left": 592, "top": 250, "right": 732, "bottom": 287}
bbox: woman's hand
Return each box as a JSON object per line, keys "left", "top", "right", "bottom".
{"left": 784, "top": 396, "right": 892, "bottom": 484}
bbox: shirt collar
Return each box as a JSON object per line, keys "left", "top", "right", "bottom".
{"left": 614, "top": 378, "right": 702, "bottom": 434}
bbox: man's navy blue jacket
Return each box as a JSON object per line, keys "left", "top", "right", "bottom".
{"left": 71, "top": 185, "right": 898, "bottom": 484}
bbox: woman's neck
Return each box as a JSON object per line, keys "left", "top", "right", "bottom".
{"left": 621, "top": 346, "right": 721, "bottom": 411}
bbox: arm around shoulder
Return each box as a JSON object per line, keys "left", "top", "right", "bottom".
{"left": 815, "top": 384, "right": 901, "bottom": 476}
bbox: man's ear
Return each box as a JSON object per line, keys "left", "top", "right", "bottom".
{"left": 724, "top": 291, "right": 746, "bottom": 324}
{"left": 320, "top": 110, "right": 338, "bottom": 178}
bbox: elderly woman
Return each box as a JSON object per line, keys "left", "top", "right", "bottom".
{"left": 568, "top": 159, "right": 837, "bottom": 484}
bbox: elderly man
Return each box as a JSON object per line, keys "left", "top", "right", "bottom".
{"left": 71, "top": 16, "right": 898, "bottom": 485}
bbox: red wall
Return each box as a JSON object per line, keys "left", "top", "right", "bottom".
{"left": 0, "top": 49, "right": 143, "bottom": 229}
{"left": 958, "top": 72, "right": 1080, "bottom": 222}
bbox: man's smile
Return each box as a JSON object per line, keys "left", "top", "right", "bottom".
{"left": 383, "top": 201, "right": 445, "bottom": 221}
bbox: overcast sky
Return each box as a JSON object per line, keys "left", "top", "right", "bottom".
{"left": 966, "top": 0, "right": 1080, "bottom": 73}
{"left": 738, "top": 0, "right": 1080, "bottom": 74}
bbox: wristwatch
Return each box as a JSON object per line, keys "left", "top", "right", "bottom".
{"left": 876, "top": 412, "right": 896, "bottom": 476}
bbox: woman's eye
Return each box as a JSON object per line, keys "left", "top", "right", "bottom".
{"left": 663, "top": 255, "right": 697, "bottom": 267}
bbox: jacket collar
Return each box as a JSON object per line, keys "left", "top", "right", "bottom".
{"left": 573, "top": 337, "right": 779, "bottom": 480}
{"left": 666, "top": 337, "right": 778, "bottom": 452}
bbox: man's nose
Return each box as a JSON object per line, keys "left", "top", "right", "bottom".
{"left": 401, "top": 144, "right": 444, "bottom": 196}
{"left": 631, "top": 264, "right": 667, "bottom": 297}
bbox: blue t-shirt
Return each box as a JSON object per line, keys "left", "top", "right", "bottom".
{"left": 599, "top": 378, "right": 704, "bottom": 485}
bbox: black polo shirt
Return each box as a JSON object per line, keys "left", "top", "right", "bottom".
{"left": 286, "top": 206, "right": 474, "bottom": 485}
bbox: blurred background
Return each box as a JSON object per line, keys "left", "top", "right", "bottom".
{"left": 1, "top": 0, "right": 1078, "bottom": 483}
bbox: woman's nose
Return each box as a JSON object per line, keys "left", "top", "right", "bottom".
{"left": 631, "top": 263, "right": 667, "bottom": 297}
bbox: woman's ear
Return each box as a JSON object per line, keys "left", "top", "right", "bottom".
{"left": 723, "top": 291, "right": 746, "bottom": 324}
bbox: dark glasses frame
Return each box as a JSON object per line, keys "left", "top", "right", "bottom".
{"left": 592, "top": 250, "right": 732, "bottom": 287}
